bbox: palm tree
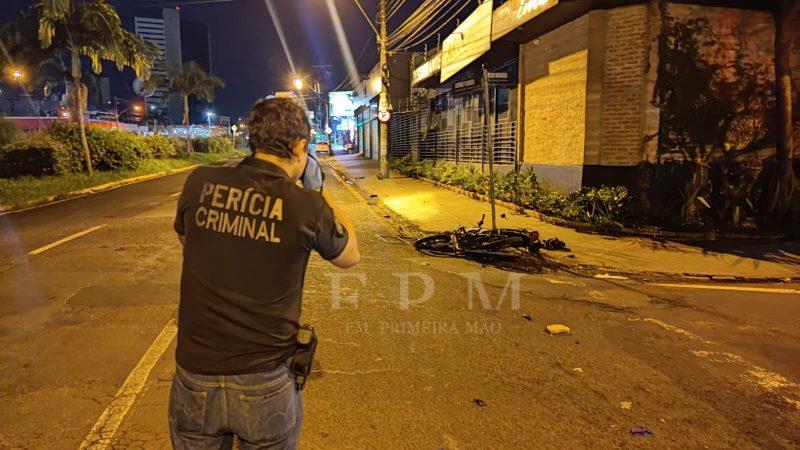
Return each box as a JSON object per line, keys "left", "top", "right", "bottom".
{"left": 35, "top": 0, "right": 158, "bottom": 175}
{"left": 165, "top": 61, "right": 225, "bottom": 126}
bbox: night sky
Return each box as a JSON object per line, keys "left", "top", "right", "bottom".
{"left": 0, "top": 0, "right": 432, "bottom": 120}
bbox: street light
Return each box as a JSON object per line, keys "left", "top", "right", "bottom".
{"left": 11, "top": 68, "right": 23, "bottom": 80}
{"left": 291, "top": 77, "right": 330, "bottom": 142}
{"left": 206, "top": 111, "right": 215, "bottom": 134}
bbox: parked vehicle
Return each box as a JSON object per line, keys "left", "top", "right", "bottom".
{"left": 315, "top": 140, "right": 331, "bottom": 155}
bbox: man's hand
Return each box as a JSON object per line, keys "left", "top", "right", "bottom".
{"left": 302, "top": 154, "right": 324, "bottom": 191}
{"left": 322, "top": 189, "right": 360, "bottom": 269}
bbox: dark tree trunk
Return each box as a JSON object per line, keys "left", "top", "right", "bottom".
{"left": 71, "top": 48, "right": 92, "bottom": 176}
{"left": 768, "top": 0, "right": 798, "bottom": 221}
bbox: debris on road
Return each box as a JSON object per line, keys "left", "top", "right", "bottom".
{"left": 522, "top": 313, "right": 533, "bottom": 321}
{"left": 620, "top": 401, "right": 632, "bottom": 410}
{"left": 594, "top": 273, "right": 629, "bottom": 280}
{"left": 572, "top": 367, "right": 584, "bottom": 374}
{"left": 630, "top": 427, "right": 654, "bottom": 437}
{"left": 473, "top": 398, "right": 487, "bottom": 407}
{"left": 545, "top": 324, "right": 571, "bottom": 335}
{"left": 543, "top": 237, "right": 567, "bottom": 251}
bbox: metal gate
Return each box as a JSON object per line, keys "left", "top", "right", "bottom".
{"left": 388, "top": 87, "right": 516, "bottom": 166}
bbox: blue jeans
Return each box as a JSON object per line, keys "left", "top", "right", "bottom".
{"left": 169, "top": 364, "right": 303, "bottom": 450}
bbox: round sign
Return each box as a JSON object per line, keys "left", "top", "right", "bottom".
{"left": 378, "top": 109, "right": 391, "bottom": 123}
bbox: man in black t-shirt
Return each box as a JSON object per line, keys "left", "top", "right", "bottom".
{"left": 169, "top": 98, "right": 359, "bottom": 449}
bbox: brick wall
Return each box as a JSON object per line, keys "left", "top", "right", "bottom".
{"left": 520, "top": 15, "right": 589, "bottom": 167}
{"left": 600, "top": 4, "right": 648, "bottom": 166}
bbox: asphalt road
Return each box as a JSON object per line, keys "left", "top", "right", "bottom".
{"left": 1, "top": 160, "right": 799, "bottom": 449}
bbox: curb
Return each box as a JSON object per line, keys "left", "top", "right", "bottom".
{"left": 324, "top": 157, "right": 799, "bottom": 284}
{"left": 0, "top": 164, "right": 200, "bottom": 216}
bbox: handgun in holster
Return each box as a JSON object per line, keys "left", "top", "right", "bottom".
{"left": 290, "top": 324, "right": 317, "bottom": 391}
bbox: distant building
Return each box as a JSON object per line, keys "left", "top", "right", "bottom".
{"left": 133, "top": 9, "right": 214, "bottom": 125}
{"left": 181, "top": 21, "right": 214, "bottom": 124}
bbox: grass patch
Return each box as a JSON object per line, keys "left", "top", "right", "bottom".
{"left": 0, "top": 150, "right": 245, "bottom": 211}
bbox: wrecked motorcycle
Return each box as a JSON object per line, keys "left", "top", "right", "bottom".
{"left": 414, "top": 215, "right": 543, "bottom": 262}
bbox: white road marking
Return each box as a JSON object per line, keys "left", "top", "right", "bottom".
{"left": 630, "top": 317, "right": 717, "bottom": 345}
{"left": 594, "top": 273, "right": 628, "bottom": 280}
{"left": 79, "top": 319, "right": 178, "bottom": 450}
{"left": 635, "top": 319, "right": 800, "bottom": 407}
{"left": 650, "top": 282, "right": 800, "bottom": 295}
{"left": 27, "top": 224, "right": 108, "bottom": 256}
{"left": 169, "top": 192, "right": 182, "bottom": 198}
{"left": 545, "top": 278, "right": 584, "bottom": 286}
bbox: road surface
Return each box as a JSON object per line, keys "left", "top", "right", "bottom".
{"left": 1, "top": 160, "right": 799, "bottom": 449}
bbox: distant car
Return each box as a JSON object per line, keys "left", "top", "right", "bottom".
{"left": 315, "top": 141, "right": 331, "bottom": 155}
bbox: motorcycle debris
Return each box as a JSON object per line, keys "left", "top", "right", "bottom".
{"left": 545, "top": 324, "right": 571, "bottom": 335}
{"left": 473, "top": 398, "right": 487, "bottom": 407}
{"left": 543, "top": 237, "right": 567, "bottom": 251}
{"left": 630, "top": 427, "right": 654, "bottom": 437}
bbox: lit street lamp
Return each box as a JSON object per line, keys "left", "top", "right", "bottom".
{"left": 11, "top": 69, "right": 23, "bottom": 80}
{"left": 290, "top": 76, "right": 330, "bottom": 141}
{"left": 206, "top": 111, "right": 215, "bottom": 134}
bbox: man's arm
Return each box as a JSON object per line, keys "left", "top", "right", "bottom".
{"left": 321, "top": 189, "right": 360, "bottom": 269}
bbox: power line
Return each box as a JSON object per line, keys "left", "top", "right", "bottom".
{"left": 387, "top": 0, "right": 407, "bottom": 20}
{"left": 388, "top": 0, "right": 446, "bottom": 43}
{"left": 331, "top": 36, "right": 372, "bottom": 92}
{"left": 392, "top": 0, "right": 469, "bottom": 50}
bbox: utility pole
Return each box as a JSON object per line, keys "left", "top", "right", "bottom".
{"left": 378, "top": 0, "right": 390, "bottom": 179}
{"left": 482, "top": 65, "right": 497, "bottom": 232}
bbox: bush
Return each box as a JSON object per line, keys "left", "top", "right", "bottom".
{"left": 194, "top": 136, "right": 233, "bottom": 154}
{"left": 389, "top": 155, "right": 633, "bottom": 228}
{"left": 0, "top": 118, "right": 19, "bottom": 147}
{"left": 0, "top": 133, "right": 82, "bottom": 178}
{"left": 47, "top": 122, "right": 142, "bottom": 171}
{"left": 142, "top": 134, "right": 178, "bottom": 159}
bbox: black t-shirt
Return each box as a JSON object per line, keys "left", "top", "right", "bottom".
{"left": 173, "top": 156, "right": 348, "bottom": 375}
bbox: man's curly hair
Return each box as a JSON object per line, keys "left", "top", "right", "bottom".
{"left": 248, "top": 98, "right": 311, "bottom": 158}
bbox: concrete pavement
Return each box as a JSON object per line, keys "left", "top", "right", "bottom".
{"left": 327, "top": 154, "right": 800, "bottom": 281}
{"left": 0, "top": 158, "right": 799, "bottom": 448}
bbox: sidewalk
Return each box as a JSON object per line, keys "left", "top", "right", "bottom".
{"left": 328, "top": 154, "right": 800, "bottom": 281}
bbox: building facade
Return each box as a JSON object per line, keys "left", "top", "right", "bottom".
{"left": 134, "top": 8, "right": 215, "bottom": 125}
{"left": 134, "top": 10, "right": 183, "bottom": 123}
{"left": 353, "top": 53, "right": 413, "bottom": 160}
{"left": 404, "top": 0, "right": 800, "bottom": 192}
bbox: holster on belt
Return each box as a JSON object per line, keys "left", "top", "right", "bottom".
{"left": 289, "top": 324, "right": 317, "bottom": 390}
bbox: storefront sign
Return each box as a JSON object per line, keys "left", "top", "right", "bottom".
{"left": 412, "top": 53, "right": 441, "bottom": 85}
{"left": 492, "top": 0, "right": 557, "bottom": 41}
{"left": 440, "top": 0, "right": 493, "bottom": 83}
